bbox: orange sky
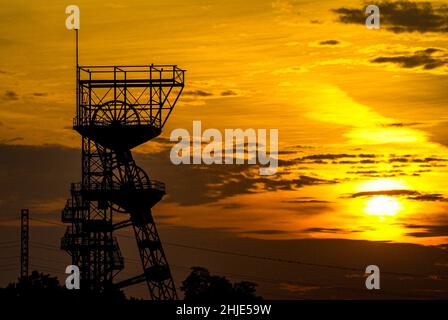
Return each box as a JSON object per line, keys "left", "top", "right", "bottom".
{"left": 1, "top": 0, "right": 448, "bottom": 298}
{"left": 3, "top": 0, "right": 446, "bottom": 243}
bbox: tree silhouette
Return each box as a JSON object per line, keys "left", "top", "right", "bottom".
{"left": 0, "top": 270, "right": 126, "bottom": 301}
{"left": 181, "top": 267, "right": 262, "bottom": 301}
{"left": 0, "top": 270, "right": 64, "bottom": 300}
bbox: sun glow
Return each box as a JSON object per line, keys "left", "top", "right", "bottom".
{"left": 364, "top": 196, "right": 402, "bottom": 216}
{"left": 356, "top": 179, "right": 408, "bottom": 217}
{"left": 358, "top": 178, "right": 408, "bottom": 192}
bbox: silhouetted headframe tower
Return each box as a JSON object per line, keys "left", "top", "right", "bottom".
{"left": 60, "top": 40, "right": 184, "bottom": 297}
{"left": 20, "top": 208, "right": 29, "bottom": 279}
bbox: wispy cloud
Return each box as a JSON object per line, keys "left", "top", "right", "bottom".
{"left": 371, "top": 48, "right": 448, "bottom": 70}
{"left": 346, "top": 189, "right": 419, "bottom": 198}
{"left": 308, "top": 39, "right": 351, "bottom": 48}
{"left": 404, "top": 224, "right": 448, "bottom": 238}
{"left": 1, "top": 90, "right": 18, "bottom": 101}
{"left": 183, "top": 89, "right": 213, "bottom": 97}
{"left": 345, "top": 189, "right": 448, "bottom": 202}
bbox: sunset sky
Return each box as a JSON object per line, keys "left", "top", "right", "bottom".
{"left": 1, "top": 0, "right": 448, "bottom": 299}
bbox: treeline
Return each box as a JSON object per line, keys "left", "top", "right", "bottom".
{"left": 0, "top": 267, "right": 261, "bottom": 301}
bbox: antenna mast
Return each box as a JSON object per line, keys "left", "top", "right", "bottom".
{"left": 20, "top": 208, "right": 29, "bottom": 279}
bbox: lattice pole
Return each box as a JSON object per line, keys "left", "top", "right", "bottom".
{"left": 20, "top": 208, "right": 29, "bottom": 279}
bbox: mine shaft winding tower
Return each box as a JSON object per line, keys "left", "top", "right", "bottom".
{"left": 61, "top": 65, "right": 184, "bottom": 299}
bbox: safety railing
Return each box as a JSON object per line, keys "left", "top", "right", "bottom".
{"left": 71, "top": 180, "right": 166, "bottom": 194}
{"left": 78, "top": 65, "right": 185, "bottom": 86}
{"left": 73, "top": 115, "right": 161, "bottom": 128}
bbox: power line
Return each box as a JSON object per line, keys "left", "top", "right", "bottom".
{"left": 0, "top": 267, "right": 17, "bottom": 272}
{"left": 0, "top": 240, "right": 19, "bottom": 245}
{"left": 30, "top": 263, "right": 64, "bottom": 274}
{"left": 8, "top": 237, "right": 445, "bottom": 299}
{"left": 30, "top": 244, "right": 60, "bottom": 252}
{"left": 153, "top": 238, "right": 448, "bottom": 281}
{"left": 0, "top": 244, "right": 19, "bottom": 249}
{"left": 29, "top": 217, "right": 64, "bottom": 228}
{"left": 30, "top": 240, "right": 58, "bottom": 248}
{"left": 28, "top": 217, "right": 448, "bottom": 282}
{"left": 0, "top": 256, "right": 19, "bottom": 260}
{"left": 0, "top": 262, "right": 17, "bottom": 268}
{"left": 0, "top": 217, "right": 19, "bottom": 222}
{"left": 169, "top": 264, "right": 443, "bottom": 300}
{"left": 31, "top": 256, "right": 68, "bottom": 266}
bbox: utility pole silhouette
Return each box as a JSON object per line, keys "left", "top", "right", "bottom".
{"left": 20, "top": 208, "right": 29, "bottom": 279}
{"left": 60, "top": 27, "right": 185, "bottom": 300}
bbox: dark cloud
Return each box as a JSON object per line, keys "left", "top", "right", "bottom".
{"left": 333, "top": 1, "right": 448, "bottom": 33}
{"left": 420, "top": 164, "right": 447, "bottom": 168}
{"left": 371, "top": 48, "right": 448, "bottom": 70}
{"left": 319, "top": 40, "right": 340, "bottom": 45}
{"left": 389, "top": 157, "right": 409, "bottom": 163}
{"left": 408, "top": 194, "right": 448, "bottom": 202}
{"left": 299, "top": 154, "right": 383, "bottom": 166}
{"left": 284, "top": 199, "right": 330, "bottom": 204}
{"left": 210, "top": 174, "right": 337, "bottom": 199}
{"left": 183, "top": 90, "right": 213, "bottom": 97}
{"left": 346, "top": 189, "right": 419, "bottom": 198}
{"left": 135, "top": 145, "right": 340, "bottom": 205}
{"left": 388, "top": 156, "right": 448, "bottom": 163}
{"left": 293, "top": 175, "right": 338, "bottom": 187}
{"left": 292, "top": 205, "right": 332, "bottom": 216}
{"left": 299, "top": 153, "right": 357, "bottom": 160}
{"left": 359, "top": 159, "right": 377, "bottom": 164}
{"left": 346, "top": 167, "right": 434, "bottom": 178}
{"left": 277, "top": 150, "right": 298, "bottom": 155}
{"left": 0, "top": 143, "right": 316, "bottom": 211}
{"left": 358, "top": 154, "right": 376, "bottom": 158}
{"left": 32, "top": 92, "right": 48, "bottom": 97}
{"left": 0, "top": 143, "right": 79, "bottom": 216}
{"left": 299, "top": 154, "right": 380, "bottom": 162}
{"left": 212, "top": 202, "right": 247, "bottom": 210}
{"left": 153, "top": 213, "right": 177, "bottom": 220}
{"left": 277, "top": 158, "right": 300, "bottom": 167}
{"left": 291, "top": 145, "right": 316, "bottom": 149}
{"left": 405, "top": 224, "right": 448, "bottom": 238}
{"left": 382, "top": 122, "right": 422, "bottom": 127}
{"left": 425, "top": 157, "right": 448, "bottom": 162}
{"left": 297, "top": 153, "right": 446, "bottom": 174}
{"left": 303, "top": 227, "right": 364, "bottom": 234}
{"left": 345, "top": 189, "right": 448, "bottom": 202}
{"left": 425, "top": 121, "right": 448, "bottom": 147}
{"left": 347, "top": 170, "right": 380, "bottom": 175}
{"left": 2, "top": 90, "right": 18, "bottom": 101}
{"left": 0, "top": 137, "right": 24, "bottom": 143}
{"left": 243, "top": 229, "right": 290, "bottom": 235}
{"left": 220, "top": 90, "right": 238, "bottom": 96}
{"left": 304, "top": 227, "right": 346, "bottom": 233}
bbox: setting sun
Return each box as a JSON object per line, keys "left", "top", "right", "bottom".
{"left": 364, "top": 195, "right": 402, "bottom": 216}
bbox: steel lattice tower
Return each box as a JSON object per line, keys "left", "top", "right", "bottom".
{"left": 20, "top": 208, "right": 29, "bottom": 279}
{"left": 60, "top": 65, "right": 184, "bottom": 299}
